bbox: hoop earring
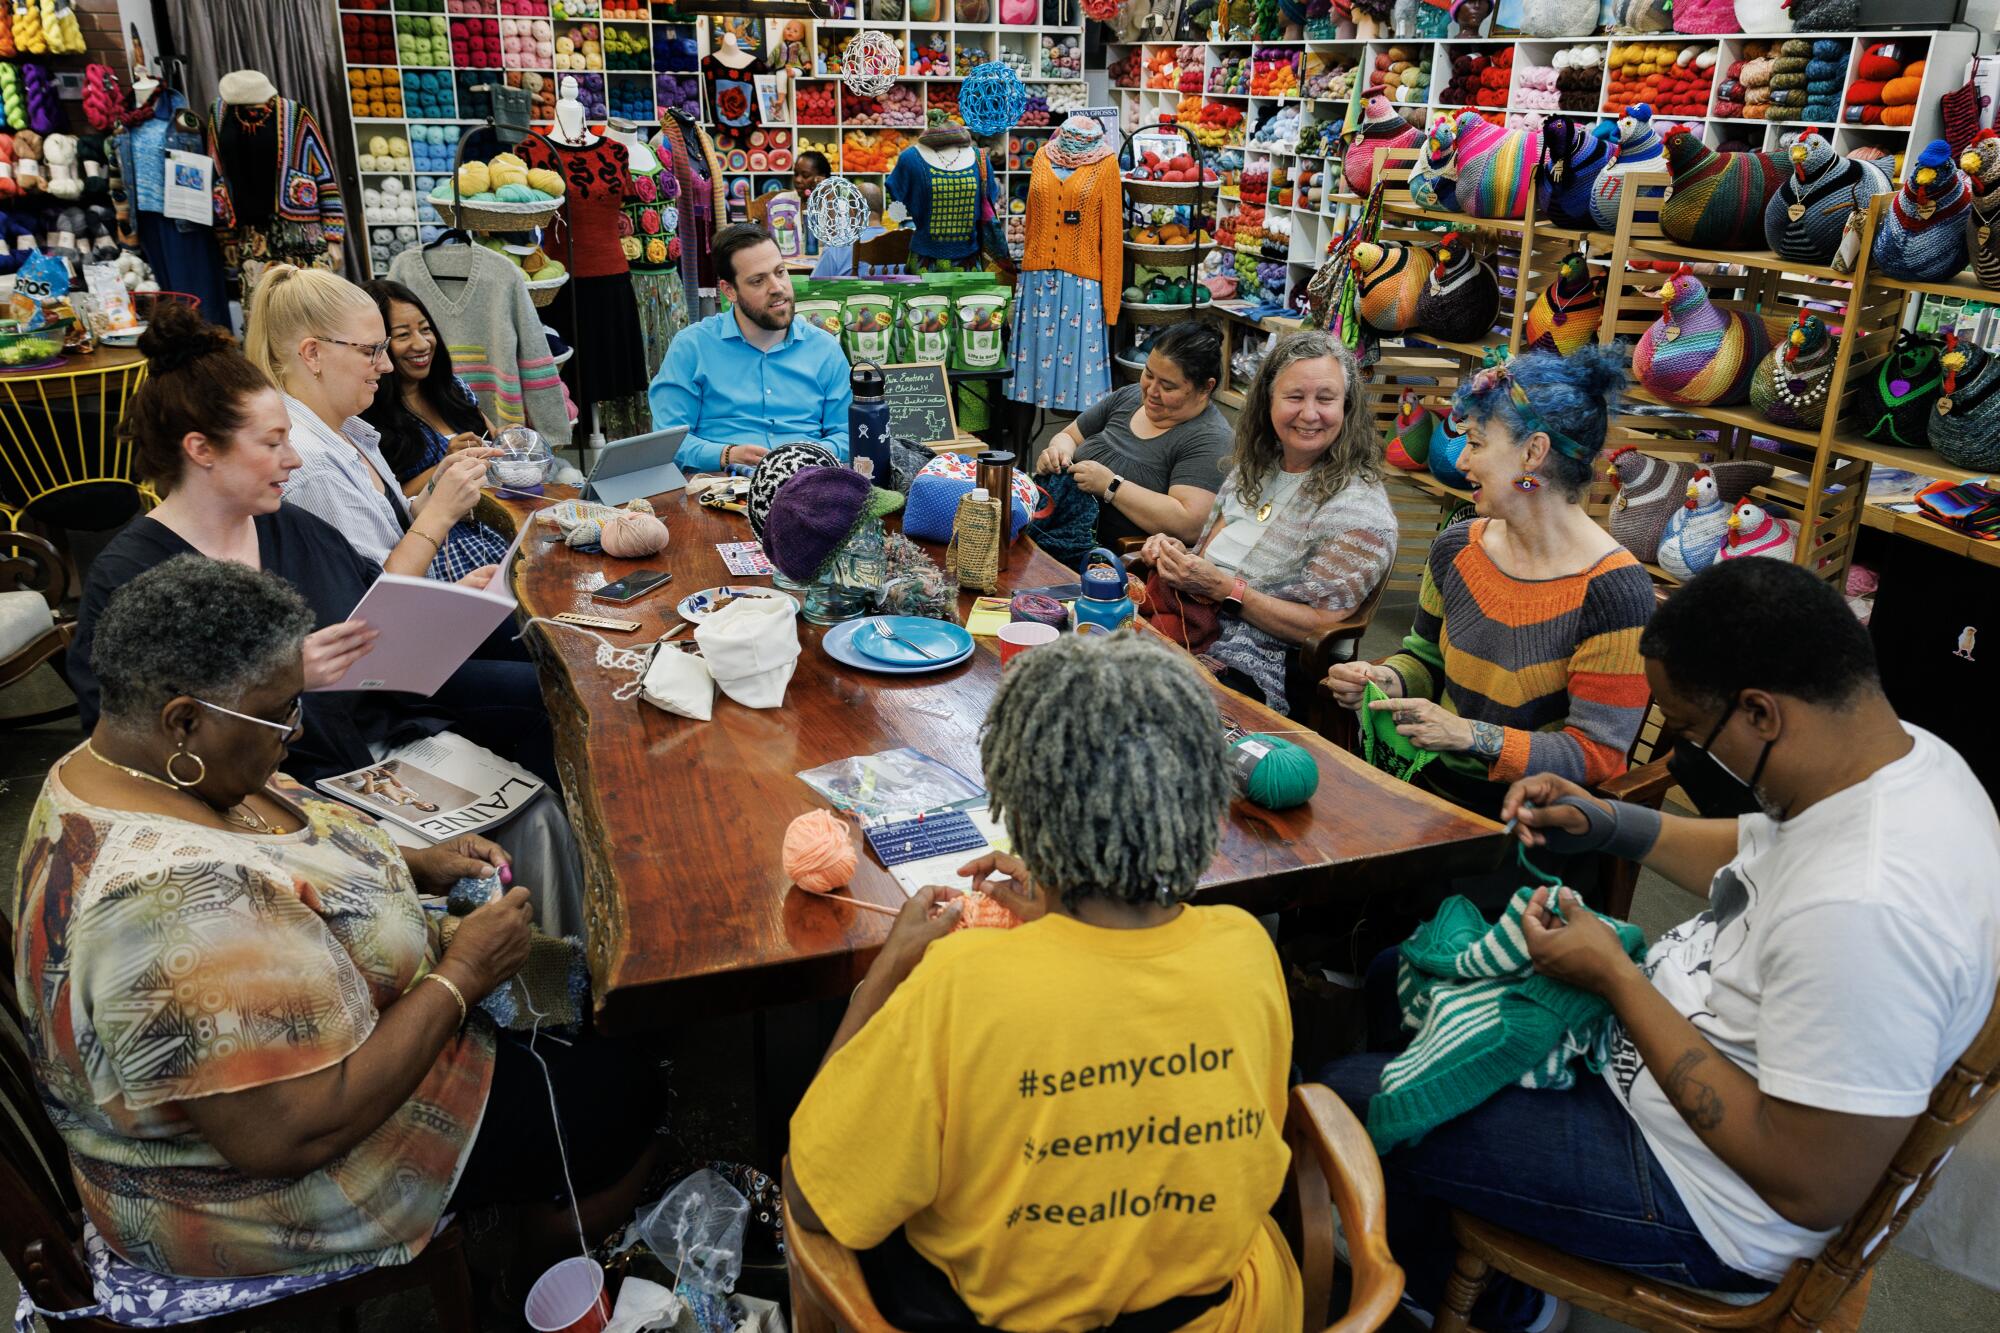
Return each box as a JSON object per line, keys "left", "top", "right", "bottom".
{"left": 1514, "top": 472, "right": 1542, "bottom": 492}
{"left": 166, "top": 748, "right": 207, "bottom": 788}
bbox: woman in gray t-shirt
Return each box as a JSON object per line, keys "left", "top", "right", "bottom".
{"left": 1034, "top": 323, "right": 1233, "bottom": 547}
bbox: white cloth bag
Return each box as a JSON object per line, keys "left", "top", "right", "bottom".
{"left": 639, "top": 645, "right": 715, "bottom": 721}
{"left": 693, "top": 596, "right": 800, "bottom": 709}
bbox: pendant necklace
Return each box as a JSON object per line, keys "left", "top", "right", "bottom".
{"left": 83, "top": 741, "right": 281, "bottom": 834}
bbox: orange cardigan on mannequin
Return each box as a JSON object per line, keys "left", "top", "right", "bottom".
{"left": 1019, "top": 152, "right": 1125, "bottom": 324}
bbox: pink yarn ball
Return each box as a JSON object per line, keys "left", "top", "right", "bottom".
{"left": 783, "top": 810, "right": 857, "bottom": 891}
{"left": 598, "top": 510, "right": 668, "bottom": 558}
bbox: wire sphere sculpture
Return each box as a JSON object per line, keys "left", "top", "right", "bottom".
{"left": 841, "top": 30, "right": 903, "bottom": 98}
{"left": 806, "top": 175, "right": 873, "bottom": 247}
{"left": 959, "top": 60, "right": 1027, "bottom": 137}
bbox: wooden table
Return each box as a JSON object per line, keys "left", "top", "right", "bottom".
{"left": 486, "top": 487, "right": 1501, "bottom": 1032}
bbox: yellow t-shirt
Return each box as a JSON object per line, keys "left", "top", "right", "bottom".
{"left": 789, "top": 905, "right": 1302, "bottom": 1333}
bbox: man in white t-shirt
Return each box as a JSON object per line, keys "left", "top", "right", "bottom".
{"left": 1325, "top": 557, "right": 2000, "bottom": 1332}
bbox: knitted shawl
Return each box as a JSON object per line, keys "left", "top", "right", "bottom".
{"left": 1368, "top": 887, "right": 1646, "bottom": 1151}
{"left": 1194, "top": 467, "right": 1398, "bottom": 715}
{"left": 657, "top": 111, "right": 724, "bottom": 292}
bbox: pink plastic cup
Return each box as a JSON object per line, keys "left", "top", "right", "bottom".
{"left": 525, "top": 1256, "right": 610, "bottom": 1333}
{"left": 998, "top": 620, "right": 1059, "bottom": 666}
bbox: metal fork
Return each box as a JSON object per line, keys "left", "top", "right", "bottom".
{"left": 871, "top": 620, "right": 943, "bottom": 659}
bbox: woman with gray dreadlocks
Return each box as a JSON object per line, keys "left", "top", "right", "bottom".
{"left": 784, "top": 633, "right": 1301, "bottom": 1332}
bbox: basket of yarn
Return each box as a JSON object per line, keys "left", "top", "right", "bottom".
{"left": 430, "top": 147, "right": 567, "bottom": 232}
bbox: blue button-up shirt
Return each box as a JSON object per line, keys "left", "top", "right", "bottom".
{"left": 649, "top": 310, "right": 852, "bottom": 473}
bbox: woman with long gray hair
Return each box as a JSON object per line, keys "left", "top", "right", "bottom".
{"left": 1139, "top": 328, "right": 1397, "bottom": 714}
{"left": 785, "top": 634, "right": 1302, "bottom": 1332}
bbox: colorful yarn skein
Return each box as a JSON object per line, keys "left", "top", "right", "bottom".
{"left": 23, "top": 63, "right": 60, "bottom": 134}
{"left": 0, "top": 65, "right": 26, "bottom": 132}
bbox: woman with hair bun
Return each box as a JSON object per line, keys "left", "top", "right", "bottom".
{"left": 1327, "top": 345, "right": 1655, "bottom": 879}
{"left": 68, "top": 300, "right": 587, "bottom": 937}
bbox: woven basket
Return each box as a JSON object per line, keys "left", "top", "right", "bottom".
{"left": 431, "top": 195, "right": 564, "bottom": 233}
{"left": 1125, "top": 300, "right": 1201, "bottom": 324}
{"left": 526, "top": 272, "right": 568, "bottom": 308}
{"left": 1126, "top": 240, "right": 1206, "bottom": 264}
{"left": 1122, "top": 177, "right": 1207, "bottom": 206}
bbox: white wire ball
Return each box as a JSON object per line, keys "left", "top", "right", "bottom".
{"left": 806, "top": 176, "right": 872, "bottom": 247}
{"left": 842, "top": 30, "right": 902, "bottom": 98}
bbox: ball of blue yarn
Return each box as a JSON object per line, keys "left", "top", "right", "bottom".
{"left": 1231, "top": 733, "right": 1319, "bottom": 810}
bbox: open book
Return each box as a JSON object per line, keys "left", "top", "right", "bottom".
{"left": 317, "top": 732, "right": 543, "bottom": 840}
{"left": 317, "top": 509, "right": 537, "bottom": 696}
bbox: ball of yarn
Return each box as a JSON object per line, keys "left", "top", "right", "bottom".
{"left": 1009, "top": 593, "right": 1067, "bottom": 628}
{"left": 1231, "top": 734, "right": 1319, "bottom": 810}
{"left": 783, "top": 810, "right": 857, "bottom": 891}
{"left": 598, "top": 509, "right": 668, "bottom": 558}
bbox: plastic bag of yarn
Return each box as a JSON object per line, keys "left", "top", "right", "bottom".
{"left": 637, "top": 1169, "right": 748, "bottom": 1296}
{"left": 1518, "top": 0, "right": 1596, "bottom": 37}
{"left": 1787, "top": 0, "right": 1857, "bottom": 31}
{"left": 1930, "top": 344, "right": 2000, "bottom": 473}
{"left": 1858, "top": 332, "right": 1946, "bottom": 450}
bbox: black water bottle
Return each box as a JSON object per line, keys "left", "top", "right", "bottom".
{"left": 850, "top": 360, "right": 890, "bottom": 480}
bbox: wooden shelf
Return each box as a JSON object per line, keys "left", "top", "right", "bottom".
{"left": 1873, "top": 271, "right": 2000, "bottom": 304}
{"left": 1624, "top": 387, "right": 1825, "bottom": 450}
{"left": 1835, "top": 437, "right": 1995, "bottom": 487}
{"left": 1629, "top": 237, "right": 1850, "bottom": 283}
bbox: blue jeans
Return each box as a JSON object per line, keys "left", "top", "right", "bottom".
{"left": 1319, "top": 955, "right": 1770, "bottom": 1330}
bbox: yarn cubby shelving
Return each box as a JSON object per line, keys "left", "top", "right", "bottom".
{"left": 334, "top": 0, "right": 1088, "bottom": 274}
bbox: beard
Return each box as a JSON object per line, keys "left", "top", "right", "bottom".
{"left": 742, "top": 296, "right": 793, "bottom": 332}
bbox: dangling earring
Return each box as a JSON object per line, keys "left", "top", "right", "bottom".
{"left": 166, "top": 744, "right": 207, "bottom": 788}
{"left": 1514, "top": 472, "right": 1542, "bottom": 492}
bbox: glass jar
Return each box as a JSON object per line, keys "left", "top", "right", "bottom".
{"left": 802, "top": 516, "right": 887, "bottom": 625}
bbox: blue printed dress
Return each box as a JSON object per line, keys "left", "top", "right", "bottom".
{"left": 396, "top": 377, "right": 513, "bottom": 582}
{"left": 1005, "top": 152, "right": 1118, "bottom": 412}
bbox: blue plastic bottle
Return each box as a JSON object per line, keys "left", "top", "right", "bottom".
{"left": 1072, "top": 547, "right": 1137, "bottom": 635}
{"left": 849, "top": 359, "right": 891, "bottom": 478}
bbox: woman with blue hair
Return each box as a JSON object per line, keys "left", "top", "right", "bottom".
{"left": 1327, "top": 346, "right": 1655, "bottom": 871}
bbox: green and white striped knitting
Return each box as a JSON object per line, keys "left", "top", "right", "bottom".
{"left": 1367, "top": 886, "right": 1647, "bottom": 1151}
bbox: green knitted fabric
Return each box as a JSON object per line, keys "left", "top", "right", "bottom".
{"left": 1367, "top": 887, "right": 1648, "bottom": 1151}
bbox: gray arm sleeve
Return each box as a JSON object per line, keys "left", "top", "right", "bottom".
{"left": 1538, "top": 795, "right": 1663, "bottom": 862}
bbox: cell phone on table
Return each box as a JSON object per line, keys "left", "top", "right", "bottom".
{"left": 591, "top": 569, "right": 673, "bottom": 604}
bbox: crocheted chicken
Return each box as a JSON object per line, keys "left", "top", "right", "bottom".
{"left": 1658, "top": 470, "right": 1732, "bottom": 582}
{"left": 1872, "top": 140, "right": 1973, "bottom": 282}
{"left": 1538, "top": 116, "right": 1613, "bottom": 231}
{"left": 1454, "top": 109, "right": 1539, "bottom": 220}
{"left": 1717, "top": 499, "right": 1798, "bottom": 564}
{"left": 1659, "top": 130, "right": 1784, "bottom": 250}
{"left": 1589, "top": 105, "right": 1665, "bottom": 231}
{"left": 1344, "top": 96, "right": 1422, "bottom": 195}
{"left": 1965, "top": 136, "right": 2000, "bottom": 291}
{"left": 1386, "top": 391, "right": 1434, "bottom": 470}
{"left": 1604, "top": 446, "right": 1774, "bottom": 562}
{"left": 1415, "top": 231, "right": 1502, "bottom": 344}
{"left": 1750, "top": 312, "right": 1837, "bottom": 430}
{"left": 1762, "top": 133, "right": 1891, "bottom": 265}
{"left": 1408, "top": 115, "right": 1460, "bottom": 212}
{"left": 1353, "top": 238, "right": 1435, "bottom": 334}
{"left": 1523, "top": 248, "right": 1605, "bottom": 357}
{"left": 1633, "top": 267, "right": 1770, "bottom": 407}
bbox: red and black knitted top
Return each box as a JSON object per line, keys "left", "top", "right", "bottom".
{"left": 518, "top": 135, "right": 632, "bottom": 280}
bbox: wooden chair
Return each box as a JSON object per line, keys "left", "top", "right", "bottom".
{"left": 1288, "top": 577, "right": 1388, "bottom": 741}
{"left": 0, "top": 530, "right": 77, "bottom": 729}
{"left": 1434, "top": 975, "right": 2000, "bottom": 1333}
{"left": 787, "top": 1083, "right": 1406, "bottom": 1333}
{"left": 0, "top": 917, "right": 480, "bottom": 1333}
{"left": 852, "top": 229, "right": 912, "bottom": 276}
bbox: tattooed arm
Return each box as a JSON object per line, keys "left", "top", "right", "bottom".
{"left": 1522, "top": 888, "right": 1916, "bottom": 1232}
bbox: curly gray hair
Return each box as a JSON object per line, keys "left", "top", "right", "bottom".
{"left": 93, "top": 555, "right": 315, "bottom": 728}
{"left": 981, "top": 634, "right": 1230, "bottom": 909}
{"left": 1225, "top": 329, "right": 1381, "bottom": 510}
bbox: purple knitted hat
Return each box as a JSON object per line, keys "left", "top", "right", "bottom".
{"left": 764, "top": 466, "right": 905, "bottom": 582}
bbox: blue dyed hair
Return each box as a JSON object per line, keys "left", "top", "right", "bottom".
{"left": 1450, "top": 344, "right": 1628, "bottom": 499}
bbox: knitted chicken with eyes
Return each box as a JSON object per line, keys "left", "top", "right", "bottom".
{"left": 1872, "top": 141, "right": 1973, "bottom": 282}
{"left": 1523, "top": 247, "right": 1605, "bottom": 357}
{"left": 1408, "top": 115, "right": 1460, "bottom": 212}
{"left": 1353, "top": 238, "right": 1435, "bottom": 334}
{"left": 1763, "top": 133, "right": 1891, "bottom": 264}
{"left": 1415, "top": 230, "right": 1502, "bottom": 344}
{"left": 1386, "top": 390, "right": 1434, "bottom": 470}
{"left": 1658, "top": 469, "right": 1732, "bottom": 582}
{"left": 1538, "top": 116, "right": 1614, "bottom": 231}
{"left": 1455, "top": 108, "right": 1540, "bottom": 220}
{"left": 1750, "top": 312, "right": 1836, "bottom": 430}
{"left": 1633, "top": 266, "right": 1770, "bottom": 407}
{"left": 1589, "top": 105, "right": 1665, "bottom": 231}
{"left": 1604, "top": 446, "right": 1773, "bottom": 562}
{"left": 1344, "top": 95, "right": 1423, "bottom": 196}
{"left": 1717, "top": 499, "right": 1798, "bottom": 564}
{"left": 1965, "top": 135, "right": 2000, "bottom": 291}
{"left": 1659, "top": 129, "right": 1784, "bottom": 250}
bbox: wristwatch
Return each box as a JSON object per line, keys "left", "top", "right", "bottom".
{"left": 1106, "top": 474, "right": 1125, "bottom": 499}
{"left": 1223, "top": 576, "right": 1246, "bottom": 614}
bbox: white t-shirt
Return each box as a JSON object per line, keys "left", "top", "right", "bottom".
{"left": 1602, "top": 725, "right": 2000, "bottom": 1281}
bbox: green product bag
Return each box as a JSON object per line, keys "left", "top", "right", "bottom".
{"left": 794, "top": 281, "right": 850, "bottom": 346}
{"left": 840, "top": 288, "right": 899, "bottom": 364}
{"left": 899, "top": 288, "right": 953, "bottom": 363}
{"left": 952, "top": 284, "right": 1011, "bottom": 371}
{"left": 1358, "top": 680, "right": 1441, "bottom": 783}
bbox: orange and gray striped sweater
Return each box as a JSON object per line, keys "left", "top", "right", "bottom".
{"left": 1383, "top": 519, "right": 1653, "bottom": 787}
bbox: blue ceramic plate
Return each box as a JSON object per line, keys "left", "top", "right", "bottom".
{"left": 824, "top": 617, "right": 975, "bottom": 674}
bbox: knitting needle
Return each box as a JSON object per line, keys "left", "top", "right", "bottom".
{"left": 793, "top": 884, "right": 903, "bottom": 917}
{"left": 489, "top": 485, "right": 556, "bottom": 501}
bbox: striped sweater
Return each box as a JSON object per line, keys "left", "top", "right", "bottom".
{"left": 389, "top": 246, "right": 573, "bottom": 446}
{"left": 1384, "top": 519, "right": 1653, "bottom": 787}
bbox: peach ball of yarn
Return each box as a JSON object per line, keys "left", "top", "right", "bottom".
{"left": 598, "top": 510, "right": 668, "bottom": 558}
{"left": 783, "top": 809, "right": 857, "bottom": 891}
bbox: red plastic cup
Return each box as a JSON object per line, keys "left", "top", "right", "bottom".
{"left": 525, "top": 1257, "right": 610, "bottom": 1333}
{"left": 998, "top": 620, "right": 1059, "bottom": 666}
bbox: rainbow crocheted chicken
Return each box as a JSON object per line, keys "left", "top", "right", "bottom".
{"left": 1717, "top": 499, "right": 1797, "bottom": 564}
{"left": 1386, "top": 390, "right": 1433, "bottom": 470}
{"left": 1344, "top": 96, "right": 1422, "bottom": 196}
{"left": 1633, "top": 267, "right": 1770, "bottom": 407}
{"left": 1658, "top": 469, "right": 1732, "bottom": 582}
{"left": 1353, "top": 238, "right": 1434, "bottom": 334}
{"left": 1589, "top": 105, "right": 1666, "bottom": 231}
{"left": 1408, "top": 115, "right": 1460, "bottom": 212}
{"left": 1659, "top": 129, "right": 1783, "bottom": 250}
{"left": 1454, "top": 110, "right": 1539, "bottom": 220}
{"left": 1762, "top": 133, "right": 1891, "bottom": 265}
{"left": 1523, "top": 247, "right": 1605, "bottom": 357}
{"left": 1539, "top": 117, "right": 1614, "bottom": 231}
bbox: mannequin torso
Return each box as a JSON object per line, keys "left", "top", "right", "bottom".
{"left": 551, "top": 76, "right": 596, "bottom": 148}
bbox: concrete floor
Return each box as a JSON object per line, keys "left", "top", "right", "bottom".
{"left": 2, "top": 587, "right": 1995, "bottom": 1331}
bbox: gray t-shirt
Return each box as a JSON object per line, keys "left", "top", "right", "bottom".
{"left": 1073, "top": 385, "right": 1233, "bottom": 546}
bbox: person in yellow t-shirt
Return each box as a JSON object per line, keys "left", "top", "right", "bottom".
{"left": 785, "top": 635, "right": 1303, "bottom": 1333}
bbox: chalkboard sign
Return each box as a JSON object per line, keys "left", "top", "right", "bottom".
{"left": 883, "top": 361, "right": 959, "bottom": 447}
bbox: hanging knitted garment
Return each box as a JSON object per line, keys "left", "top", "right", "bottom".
{"left": 1762, "top": 135, "right": 1892, "bottom": 265}
{"left": 1750, "top": 314, "right": 1836, "bottom": 430}
{"left": 1523, "top": 251, "right": 1604, "bottom": 357}
{"left": 1367, "top": 887, "right": 1646, "bottom": 1151}
{"left": 657, "top": 111, "right": 723, "bottom": 293}
{"left": 1659, "top": 130, "right": 1784, "bottom": 250}
{"left": 1354, "top": 238, "right": 1433, "bottom": 333}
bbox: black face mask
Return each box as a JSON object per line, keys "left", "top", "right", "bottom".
{"left": 1664, "top": 699, "right": 1776, "bottom": 820}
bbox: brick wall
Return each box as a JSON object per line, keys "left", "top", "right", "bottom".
{"left": 78, "top": 0, "right": 130, "bottom": 73}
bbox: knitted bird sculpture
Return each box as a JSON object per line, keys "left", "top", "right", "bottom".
{"left": 1717, "top": 499, "right": 1798, "bottom": 564}
{"left": 1964, "top": 136, "right": 2000, "bottom": 291}
{"left": 1604, "top": 446, "right": 1773, "bottom": 562}
{"left": 1344, "top": 96, "right": 1423, "bottom": 195}
{"left": 1658, "top": 130, "right": 1784, "bottom": 250}
{"left": 1589, "top": 105, "right": 1665, "bottom": 231}
{"left": 1762, "top": 133, "right": 1892, "bottom": 264}
{"left": 1538, "top": 116, "right": 1614, "bottom": 231}
{"left": 1415, "top": 231, "right": 1502, "bottom": 344}
{"left": 1429, "top": 412, "right": 1472, "bottom": 490}
{"left": 1353, "top": 238, "right": 1435, "bottom": 334}
{"left": 1408, "top": 115, "right": 1461, "bottom": 213}
{"left": 1749, "top": 312, "right": 1836, "bottom": 430}
{"left": 1523, "top": 247, "right": 1605, "bottom": 356}
{"left": 1872, "top": 140, "right": 1973, "bottom": 282}
{"left": 1658, "top": 469, "right": 1732, "bottom": 581}
{"left": 1386, "top": 391, "right": 1434, "bottom": 470}
{"left": 1454, "top": 109, "right": 1540, "bottom": 220}
{"left": 1633, "top": 267, "right": 1769, "bottom": 407}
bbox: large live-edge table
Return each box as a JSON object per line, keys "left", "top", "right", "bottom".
{"left": 485, "top": 487, "right": 1501, "bottom": 1032}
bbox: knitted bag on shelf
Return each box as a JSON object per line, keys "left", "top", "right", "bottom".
{"left": 1408, "top": 115, "right": 1461, "bottom": 213}
{"left": 1858, "top": 332, "right": 1946, "bottom": 449}
{"left": 1931, "top": 343, "right": 2000, "bottom": 473}
{"left": 1343, "top": 96, "right": 1422, "bottom": 195}
{"left": 1589, "top": 106, "right": 1664, "bottom": 232}
{"left": 1355, "top": 239, "right": 1434, "bottom": 333}
{"left": 1632, "top": 269, "right": 1770, "bottom": 408}
{"left": 1871, "top": 141, "right": 1973, "bottom": 282}
{"left": 1659, "top": 130, "right": 1784, "bottom": 250}
{"left": 1749, "top": 314, "right": 1836, "bottom": 431}
{"left": 1414, "top": 232, "right": 1502, "bottom": 344}
{"left": 1762, "top": 135, "right": 1892, "bottom": 265}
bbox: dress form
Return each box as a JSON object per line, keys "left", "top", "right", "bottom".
{"left": 606, "top": 118, "right": 659, "bottom": 174}
{"left": 551, "top": 77, "right": 595, "bottom": 147}
{"left": 713, "top": 32, "right": 755, "bottom": 69}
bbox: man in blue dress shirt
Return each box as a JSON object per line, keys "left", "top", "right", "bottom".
{"left": 650, "top": 224, "right": 853, "bottom": 473}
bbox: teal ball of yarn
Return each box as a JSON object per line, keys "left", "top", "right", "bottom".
{"left": 1231, "top": 734, "right": 1319, "bottom": 810}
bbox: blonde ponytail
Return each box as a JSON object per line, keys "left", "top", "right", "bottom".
{"left": 242, "top": 264, "right": 376, "bottom": 390}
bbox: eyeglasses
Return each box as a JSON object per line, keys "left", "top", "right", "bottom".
{"left": 318, "top": 335, "right": 393, "bottom": 362}
{"left": 197, "top": 696, "right": 305, "bottom": 740}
